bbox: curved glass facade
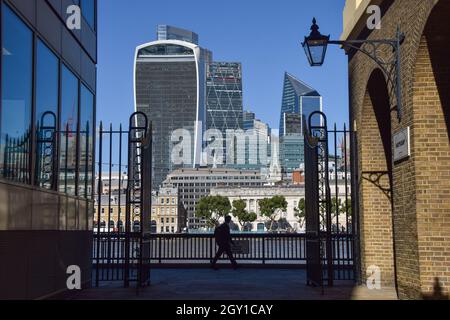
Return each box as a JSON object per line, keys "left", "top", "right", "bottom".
{"left": 138, "top": 44, "right": 194, "bottom": 57}
{"left": 135, "top": 42, "right": 205, "bottom": 190}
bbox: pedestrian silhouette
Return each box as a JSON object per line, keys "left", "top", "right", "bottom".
{"left": 211, "top": 216, "right": 238, "bottom": 270}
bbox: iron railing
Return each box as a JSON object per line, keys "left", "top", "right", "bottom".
{"left": 92, "top": 233, "right": 354, "bottom": 283}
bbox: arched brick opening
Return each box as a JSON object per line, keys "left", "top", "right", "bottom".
{"left": 411, "top": 0, "right": 450, "bottom": 297}
{"left": 358, "top": 69, "right": 395, "bottom": 287}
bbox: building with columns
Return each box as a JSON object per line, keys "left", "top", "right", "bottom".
{"left": 342, "top": 0, "right": 450, "bottom": 299}
{"left": 210, "top": 182, "right": 349, "bottom": 233}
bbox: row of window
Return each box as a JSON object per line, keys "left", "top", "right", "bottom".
{"left": 160, "top": 218, "right": 176, "bottom": 224}
{"left": 0, "top": 3, "right": 94, "bottom": 198}
{"left": 157, "top": 197, "right": 177, "bottom": 205}
{"left": 154, "top": 207, "right": 176, "bottom": 215}
{"left": 170, "top": 176, "right": 261, "bottom": 181}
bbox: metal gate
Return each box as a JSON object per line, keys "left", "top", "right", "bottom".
{"left": 304, "top": 111, "right": 357, "bottom": 287}
{"left": 93, "top": 112, "right": 152, "bottom": 289}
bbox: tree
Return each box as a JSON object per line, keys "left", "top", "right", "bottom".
{"left": 232, "top": 199, "right": 257, "bottom": 231}
{"left": 195, "top": 196, "right": 231, "bottom": 228}
{"left": 259, "top": 196, "right": 288, "bottom": 231}
{"left": 294, "top": 198, "right": 306, "bottom": 229}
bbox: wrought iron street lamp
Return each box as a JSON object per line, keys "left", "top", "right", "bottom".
{"left": 302, "top": 18, "right": 405, "bottom": 122}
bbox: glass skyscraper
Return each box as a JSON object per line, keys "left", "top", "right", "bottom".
{"left": 157, "top": 25, "right": 199, "bottom": 44}
{"left": 243, "top": 111, "right": 256, "bottom": 130}
{"left": 206, "top": 62, "right": 243, "bottom": 165}
{"left": 279, "top": 72, "right": 322, "bottom": 175}
{"left": 134, "top": 39, "right": 210, "bottom": 190}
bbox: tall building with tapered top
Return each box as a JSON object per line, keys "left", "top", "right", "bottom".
{"left": 279, "top": 72, "right": 322, "bottom": 175}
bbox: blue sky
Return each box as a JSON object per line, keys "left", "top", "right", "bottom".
{"left": 97, "top": 0, "right": 348, "bottom": 130}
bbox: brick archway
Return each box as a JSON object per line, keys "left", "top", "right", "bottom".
{"left": 408, "top": 0, "right": 450, "bottom": 297}
{"left": 358, "top": 69, "right": 396, "bottom": 288}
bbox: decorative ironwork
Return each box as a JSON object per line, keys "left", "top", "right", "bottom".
{"left": 36, "top": 111, "right": 57, "bottom": 190}
{"left": 304, "top": 112, "right": 357, "bottom": 289}
{"left": 94, "top": 112, "right": 151, "bottom": 291}
{"left": 330, "top": 28, "right": 405, "bottom": 122}
{"left": 362, "top": 171, "right": 392, "bottom": 201}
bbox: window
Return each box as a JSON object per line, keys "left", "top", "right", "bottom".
{"left": 35, "top": 40, "right": 59, "bottom": 190}
{"left": 59, "top": 65, "right": 79, "bottom": 195}
{"left": 0, "top": 4, "right": 33, "bottom": 184}
{"left": 81, "top": 0, "right": 96, "bottom": 31}
{"left": 78, "top": 84, "right": 94, "bottom": 198}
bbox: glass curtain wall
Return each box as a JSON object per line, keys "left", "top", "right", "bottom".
{"left": 0, "top": 4, "right": 33, "bottom": 184}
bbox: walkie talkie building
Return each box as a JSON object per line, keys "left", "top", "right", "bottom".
{"left": 134, "top": 40, "right": 210, "bottom": 190}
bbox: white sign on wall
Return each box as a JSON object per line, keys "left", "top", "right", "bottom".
{"left": 393, "top": 127, "right": 411, "bottom": 162}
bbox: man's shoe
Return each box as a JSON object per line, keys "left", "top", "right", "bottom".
{"left": 211, "top": 265, "right": 219, "bottom": 271}
{"left": 233, "top": 264, "right": 239, "bottom": 270}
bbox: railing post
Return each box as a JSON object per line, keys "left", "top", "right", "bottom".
{"left": 158, "top": 236, "right": 162, "bottom": 264}
{"left": 262, "top": 237, "right": 266, "bottom": 265}
{"left": 210, "top": 236, "right": 213, "bottom": 264}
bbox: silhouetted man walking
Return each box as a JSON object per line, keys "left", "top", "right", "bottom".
{"left": 212, "top": 216, "right": 238, "bottom": 270}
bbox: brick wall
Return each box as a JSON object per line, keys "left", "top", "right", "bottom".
{"left": 348, "top": 0, "right": 449, "bottom": 299}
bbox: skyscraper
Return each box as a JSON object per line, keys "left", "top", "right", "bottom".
{"left": 157, "top": 25, "right": 199, "bottom": 44}
{"left": 243, "top": 111, "right": 256, "bottom": 130}
{"left": 134, "top": 38, "right": 210, "bottom": 189}
{"left": 206, "top": 62, "right": 243, "bottom": 166}
{"left": 279, "top": 72, "right": 322, "bottom": 137}
{"left": 279, "top": 72, "right": 322, "bottom": 175}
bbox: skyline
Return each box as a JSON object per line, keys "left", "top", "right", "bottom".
{"left": 97, "top": 0, "right": 349, "bottom": 131}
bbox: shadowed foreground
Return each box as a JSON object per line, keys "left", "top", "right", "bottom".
{"left": 61, "top": 269, "right": 397, "bottom": 300}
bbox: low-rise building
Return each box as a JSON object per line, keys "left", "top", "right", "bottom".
{"left": 93, "top": 187, "right": 187, "bottom": 234}
{"left": 152, "top": 187, "right": 187, "bottom": 233}
{"left": 163, "top": 168, "right": 264, "bottom": 229}
{"left": 210, "top": 182, "right": 350, "bottom": 233}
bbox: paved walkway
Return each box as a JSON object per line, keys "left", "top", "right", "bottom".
{"left": 63, "top": 269, "right": 398, "bottom": 300}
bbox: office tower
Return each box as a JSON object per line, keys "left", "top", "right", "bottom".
{"left": 134, "top": 36, "right": 210, "bottom": 190}
{"left": 0, "top": 0, "right": 97, "bottom": 299}
{"left": 279, "top": 73, "right": 322, "bottom": 175}
{"left": 157, "top": 25, "right": 199, "bottom": 44}
{"left": 206, "top": 62, "right": 243, "bottom": 166}
{"left": 243, "top": 110, "right": 256, "bottom": 130}
{"left": 279, "top": 72, "right": 322, "bottom": 137}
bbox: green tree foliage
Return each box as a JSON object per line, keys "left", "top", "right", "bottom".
{"left": 195, "top": 196, "right": 231, "bottom": 228}
{"left": 231, "top": 199, "right": 257, "bottom": 231}
{"left": 294, "top": 198, "right": 306, "bottom": 229}
{"left": 259, "top": 196, "right": 288, "bottom": 231}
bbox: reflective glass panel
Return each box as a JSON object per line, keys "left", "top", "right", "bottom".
{"left": 0, "top": 4, "right": 33, "bottom": 184}
{"left": 59, "top": 65, "right": 79, "bottom": 195}
{"left": 35, "top": 40, "right": 59, "bottom": 189}
{"left": 81, "top": 0, "right": 95, "bottom": 30}
{"left": 78, "top": 84, "right": 94, "bottom": 198}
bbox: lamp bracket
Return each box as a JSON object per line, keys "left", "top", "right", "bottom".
{"left": 329, "top": 29, "right": 405, "bottom": 122}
